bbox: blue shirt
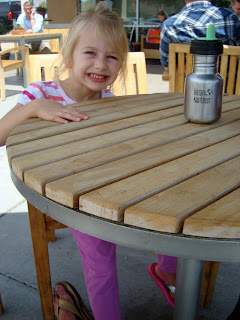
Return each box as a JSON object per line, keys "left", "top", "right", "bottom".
{"left": 160, "top": 1, "right": 240, "bottom": 67}
{"left": 16, "top": 12, "right": 44, "bottom": 33}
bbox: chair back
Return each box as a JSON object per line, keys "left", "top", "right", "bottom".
{"left": 0, "top": 46, "right": 30, "bottom": 101}
{"left": 112, "top": 52, "right": 148, "bottom": 96}
{"left": 169, "top": 43, "right": 240, "bottom": 95}
{"left": 28, "top": 54, "right": 69, "bottom": 85}
{"left": 28, "top": 52, "right": 148, "bottom": 96}
{"left": 43, "top": 28, "right": 69, "bottom": 53}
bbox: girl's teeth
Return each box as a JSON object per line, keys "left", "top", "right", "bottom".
{"left": 90, "top": 74, "right": 105, "bottom": 79}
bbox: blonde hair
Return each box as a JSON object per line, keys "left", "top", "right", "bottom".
{"left": 55, "top": 2, "right": 129, "bottom": 81}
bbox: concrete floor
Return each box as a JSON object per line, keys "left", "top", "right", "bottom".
{"left": 0, "top": 63, "right": 239, "bottom": 320}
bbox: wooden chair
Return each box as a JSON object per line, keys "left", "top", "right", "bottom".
{"left": 112, "top": 51, "right": 148, "bottom": 96}
{"left": 0, "top": 46, "right": 30, "bottom": 101}
{"left": 28, "top": 53, "right": 70, "bottom": 85}
{"left": 43, "top": 28, "right": 69, "bottom": 53}
{"left": 169, "top": 43, "right": 240, "bottom": 95}
{"left": 141, "top": 35, "right": 160, "bottom": 59}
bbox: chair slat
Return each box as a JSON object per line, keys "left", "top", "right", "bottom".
{"left": 169, "top": 43, "right": 240, "bottom": 96}
{"left": 113, "top": 52, "right": 148, "bottom": 96}
{"left": 226, "top": 56, "right": 237, "bottom": 95}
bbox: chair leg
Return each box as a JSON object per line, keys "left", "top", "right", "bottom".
{"left": 27, "top": 202, "right": 54, "bottom": 320}
{"left": 0, "top": 294, "right": 4, "bottom": 316}
{"left": 200, "top": 261, "right": 220, "bottom": 308}
{"left": 47, "top": 230, "right": 56, "bottom": 242}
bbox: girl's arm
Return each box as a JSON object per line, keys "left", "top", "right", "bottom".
{"left": 0, "top": 99, "right": 88, "bottom": 147}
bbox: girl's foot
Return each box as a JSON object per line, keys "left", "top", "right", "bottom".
{"left": 54, "top": 284, "right": 77, "bottom": 320}
{"left": 53, "top": 281, "right": 94, "bottom": 320}
{"left": 148, "top": 262, "right": 175, "bottom": 308}
{"left": 154, "top": 264, "right": 176, "bottom": 300}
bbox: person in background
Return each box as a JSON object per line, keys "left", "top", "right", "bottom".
{"left": 16, "top": 1, "right": 51, "bottom": 54}
{"left": 160, "top": 0, "right": 240, "bottom": 71}
{"left": 231, "top": 0, "right": 240, "bottom": 18}
{"left": 157, "top": 10, "right": 167, "bottom": 28}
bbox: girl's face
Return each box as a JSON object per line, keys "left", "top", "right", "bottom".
{"left": 69, "top": 29, "right": 120, "bottom": 93}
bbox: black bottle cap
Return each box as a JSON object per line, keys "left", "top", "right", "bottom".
{"left": 190, "top": 39, "right": 223, "bottom": 55}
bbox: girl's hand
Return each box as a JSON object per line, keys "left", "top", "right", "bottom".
{"left": 0, "top": 100, "right": 88, "bottom": 147}
{"left": 31, "top": 99, "right": 89, "bottom": 123}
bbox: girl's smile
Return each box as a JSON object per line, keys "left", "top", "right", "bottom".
{"left": 87, "top": 73, "right": 110, "bottom": 82}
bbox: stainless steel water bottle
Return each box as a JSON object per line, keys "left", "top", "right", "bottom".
{"left": 184, "top": 24, "right": 224, "bottom": 123}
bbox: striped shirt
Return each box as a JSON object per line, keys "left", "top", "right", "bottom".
{"left": 17, "top": 81, "right": 114, "bottom": 106}
{"left": 160, "top": 1, "right": 240, "bottom": 67}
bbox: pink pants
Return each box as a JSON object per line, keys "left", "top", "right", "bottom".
{"left": 70, "top": 228, "right": 177, "bottom": 320}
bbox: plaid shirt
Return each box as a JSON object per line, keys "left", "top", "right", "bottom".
{"left": 160, "top": 1, "right": 240, "bottom": 67}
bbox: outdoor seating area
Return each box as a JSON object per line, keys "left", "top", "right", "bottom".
{"left": 1, "top": 2, "right": 240, "bottom": 318}
{"left": 2, "top": 66, "right": 240, "bottom": 320}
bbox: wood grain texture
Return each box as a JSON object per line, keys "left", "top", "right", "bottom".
{"left": 124, "top": 156, "right": 240, "bottom": 234}
{"left": 43, "top": 132, "right": 240, "bottom": 208}
{"left": 183, "top": 188, "right": 240, "bottom": 238}
{"left": 7, "top": 95, "right": 184, "bottom": 146}
{"left": 7, "top": 106, "right": 184, "bottom": 162}
{"left": 79, "top": 135, "right": 240, "bottom": 223}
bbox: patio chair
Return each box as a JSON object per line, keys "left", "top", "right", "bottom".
{"left": 140, "top": 35, "right": 160, "bottom": 60}
{"left": 112, "top": 51, "right": 148, "bottom": 95}
{"left": 169, "top": 43, "right": 240, "bottom": 95}
{"left": 0, "top": 46, "right": 30, "bottom": 101}
{"left": 43, "top": 28, "right": 69, "bottom": 53}
{"left": 27, "top": 53, "right": 70, "bottom": 85}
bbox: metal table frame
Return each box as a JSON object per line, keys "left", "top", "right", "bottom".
{"left": 11, "top": 171, "right": 240, "bottom": 320}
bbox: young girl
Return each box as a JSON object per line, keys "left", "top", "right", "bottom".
{"left": 0, "top": 3, "right": 177, "bottom": 319}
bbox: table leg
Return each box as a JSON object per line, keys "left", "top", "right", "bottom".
{"left": 173, "top": 257, "right": 204, "bottom": 320}
{"left": 19, "top": 39, "right": 27, "bottom": 86}
{"left": 28, "top": 202, "right": 54, "bottom": 320}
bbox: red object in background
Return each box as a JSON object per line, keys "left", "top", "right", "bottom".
{"left": 8, "top": 11, "right": 13, "bottom": 19}
{"left": 149, "top": 25, "right": 161, "bottom": 44}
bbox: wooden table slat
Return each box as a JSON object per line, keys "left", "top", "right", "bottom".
{"left": 6, "top": 97, "right": 184, "bottom": 146}
{"left": 123, "top": 157, "right": 240, "bottom": 234}
{"left": 22, "top": 118, "right": 240, "bottom": 195}
{"left": 44, "top": 134, "right": 240, "bottom": 208}
{"left": 183, "top": 188, "right": 240, "bottom": 238}
{"left": 11, "top": 114, "right": 185, "bottom": 179}
{"left": 7, "top": 106, "right": 184, "bottom": 161}
{"left": 9, "top": 93, "right": 174, "bottom": 136}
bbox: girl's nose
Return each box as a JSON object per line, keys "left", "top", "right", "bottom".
{"left": 95, "top": 56, "right": 106, "bottom": 70}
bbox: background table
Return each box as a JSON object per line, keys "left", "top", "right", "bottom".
{"left": 0, "top": 32, "right": 63, "bottom": 48}
{"left": 6, "top": 93, "right": 240, "bottom": 320}
{"left": 0, "top": 32, "right": 63, "bottom": 86}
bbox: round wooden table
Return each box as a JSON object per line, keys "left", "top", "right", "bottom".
{"left": 7, "top": 93, "right": 240, "bottom": 320}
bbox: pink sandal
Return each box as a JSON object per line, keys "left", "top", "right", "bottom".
{"left": 148, "top": 262, "right": 175, "bottom": 308}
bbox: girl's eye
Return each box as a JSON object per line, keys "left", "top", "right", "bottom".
{"left": 86, "top": 51, "right": 95, "bottom": 55}
{"left": 107, "top": 55, "right": 118, "bottom": 60}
